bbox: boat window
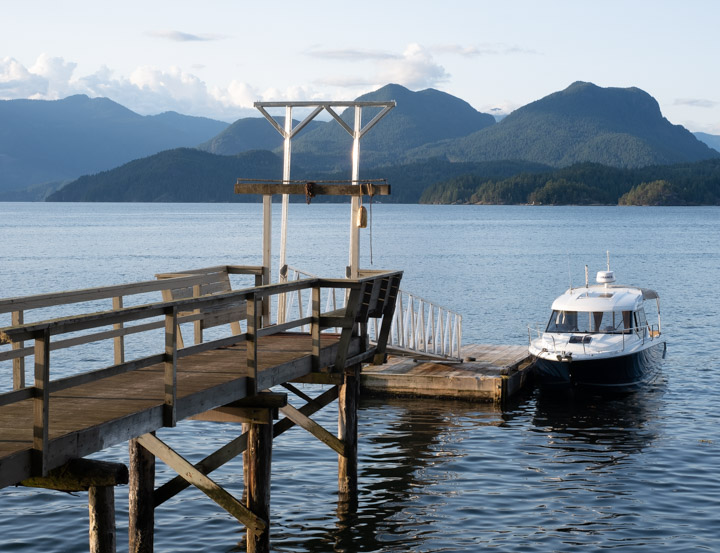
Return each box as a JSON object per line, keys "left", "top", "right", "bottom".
{"left": 546, "top": 310, "right": 629, "bottom": 333}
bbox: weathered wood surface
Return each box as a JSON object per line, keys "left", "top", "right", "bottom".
{"left": 361, "top": 344, "right": 532, "bottom": 402}
{"left": 0, "top": 333, "right": 358, "bottom": 489}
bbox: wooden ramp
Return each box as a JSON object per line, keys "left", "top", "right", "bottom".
{"left": 361, "top": 344, "right": 532, "bottom": 403}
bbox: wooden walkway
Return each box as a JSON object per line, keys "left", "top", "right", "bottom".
{"left": 361, "top": 344, "right": 532, "bottom": 402}
{"left": 0, "top": 333, "right": 358, "bottom": 489}
{"left": 0, "top": 267, "right": 403, "bottom": 490}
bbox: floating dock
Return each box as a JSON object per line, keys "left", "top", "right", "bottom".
{"left": 362, "top": 344, "right": 533, "bottom": 403}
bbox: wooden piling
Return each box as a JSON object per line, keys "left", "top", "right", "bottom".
{"left": 128, "top": 438, "right": 155, "bottom": 553}
{"left": 338, "top": 366, "right": 360, "bottom": 506}
{"left": 246, "top": 418, "right": 273, "bottom": 553}
{"left": 89, "top": 485, "right": 116, "bottom": 553}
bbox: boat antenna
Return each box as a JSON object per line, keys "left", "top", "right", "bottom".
{"left": 585, "top": 265, "right": 589, "bottom": 288}
{"left": 567, "top": 253, "right": 573, "bottom": 292}
{"left": 606, "top": 250, "right": 611, "bottom": 271}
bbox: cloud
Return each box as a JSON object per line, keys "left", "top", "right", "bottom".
{"left": 146, "top": 30, "right": 223, "bottom": 42}
{"left": 307, "top": 48, "right": 398, "bottom": 61}
{"left": 313, "top": 43, "right": 449, "bottom": 91}
{"left": 0, "top": 54, "right": 258, "bottom": 121}
{"left": 432, "top": 43, "right": 540, "bottom": 57}
{"left": 674, "top": 98, "right": 719, "bottom": 108}
{"left": 376, "top": 43, "right": 449, "bottom": 89}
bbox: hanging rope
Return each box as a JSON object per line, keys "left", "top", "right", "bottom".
{"left": 364, "top": 182, "right": 375, "bottom": 265}
{"left": 304, "top": 181, "right": 315, "bottom": 204}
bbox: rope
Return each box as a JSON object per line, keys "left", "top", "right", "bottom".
{"left": 366, "top": 182, "right": 375, "bottom": 265}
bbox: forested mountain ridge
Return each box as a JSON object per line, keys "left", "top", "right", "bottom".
{"left": 420, "top": 159, "right": 720, "bottom": 205}
{"left": 0, "top": 95, "right": 228, "bottom": 194}
{"left": 409, "top": 82, "right": 719, "bottom": 168}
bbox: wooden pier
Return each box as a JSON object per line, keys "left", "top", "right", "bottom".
{"left": 361, "top": 344, "right": 533, "bottom": 403}
{"left": 0, "top": 266, "right": 402, "bottom": 552}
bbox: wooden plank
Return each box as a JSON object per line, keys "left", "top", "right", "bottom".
{"left": 21, "top": 458, "right": 128, "bottom": 491}
{"left": 12, "top": 310, "right": 25, "bottom": 389}
{"left": 246, "top": 420, "right": 272, "bottom": 552}
{"left": 234, "top": 182, "right": 391, "bottom": 196}
{"left": 137, "top": 433, "right": 266, "bottom": 534}
{"left": 33, "top": 330, "right": 50, "bottom": 476}
{"left": 163, "top": 309, "right": 178, "bottom": 427}
{"left": 279, "top": 404, "right": 345, "bottom": 456}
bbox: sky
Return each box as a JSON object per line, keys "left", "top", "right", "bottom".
{"left": 2, "top": 0, "right": 720, "bottom": 133}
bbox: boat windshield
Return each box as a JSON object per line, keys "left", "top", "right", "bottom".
{"left": 546, "top": 310, "right": 633, "bottom": 333}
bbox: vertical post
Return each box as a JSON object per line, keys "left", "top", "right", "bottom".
{"left": 247, "top": 295, "right": 258, "bottom": 396}
{"left": 112, "top": 297, "right": 124, "bottom": 365}
{"left": 246, "top": 419, "right": 273, "bottom": 553}
{"left": 163, "top": 307, "right": 178, "bottom": 427}
{"left": 262, "top": 192, "right": 272, "bottom": 321}
{"left": 89, "top": 485, "right": 116, "bottom": 553}
{"left": 277, "top": 107, "right": 293, "bottom": 325}
{"left": 33, "top": 329, "right": 50, "bottom": 476}
{"left": 348, "top": 106, "right": 362, "bottom": 279}
{"left": 128, "top": 438, "right": 155, "bottom": 553}
{"left": 311, "top": 286, "right": 321, "bottom": 370}
{"left": 338, "top": 366, "right": 359, "bottom": 508}
{"left": 12, "top": 310, "right": 25, "bottom": 389}
{"left": 192, "top": 284, "right": 203, "bottom": 345}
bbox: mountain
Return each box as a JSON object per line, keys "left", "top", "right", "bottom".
{"left": 410, "top": 82, "right": 719, "bottom": 168}
{"left": 198, "top": 117, "right": 323, "bottom": 155}
{"left": 694, "top": 132, "right": 720, "bottom": 152}
{"left": 288, "top": 84, "right": 497, "bottom": 170}
{"left": 0, "top": 95, "right": 228, "bottom": 194}
{"left": 47, "top": 148, "right": 281, "bottom": 202}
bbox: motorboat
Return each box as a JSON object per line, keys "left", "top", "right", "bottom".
{"left": 528, "top": 264, "right": 666, "bottom": 393}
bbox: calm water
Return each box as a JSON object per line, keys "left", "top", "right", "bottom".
{"left": 0, "top": 203, "right": 718, "bottom": 552}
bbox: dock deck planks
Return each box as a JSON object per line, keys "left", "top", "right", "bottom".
{"left": 0, "top": 332, "right": 354, "bottom": 489}
{"left": 361, "top": 344, "right": 532, "bottom": 402}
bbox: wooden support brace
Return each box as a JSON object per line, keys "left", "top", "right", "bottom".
{"left": 154, "top": 387, "right": 339, "bottom": 506}
{"left": 137, "top": 433, "right": 267, "bottom": 534}
{"left": 279, "top": 403, "right": 346, "bottom": 456}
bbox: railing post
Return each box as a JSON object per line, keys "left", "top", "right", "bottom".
{"left": 192, "top": 284, "right": 203, "bottom": 345}
{"left": 247, "top": 294, "right": 259, "bottom": 396}
{"left": 33, "top": 329, "right": 50, "bottom": 476}
{"left": 311, "top": 286, "right": 321, "bottom": 371}
{"left": 12, "top": 310, "right": 25, "bottom": 389}
{"left": 163, "top": 307, "right": 178, "bottom": 427}
{"left": 112, "top": 296, "right": 125, "bottom": 365}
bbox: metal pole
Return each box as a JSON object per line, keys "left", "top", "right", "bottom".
{"left": 349, "top": 106, "right": 362, "bottom": 279}
{"left": 278, "top": 107, "right": 292, "bottom": 323}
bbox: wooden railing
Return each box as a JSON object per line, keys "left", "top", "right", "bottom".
{"left": 0, "top": 269, "right": 402, "bottom": 475}
{"left": 0, "top": 266, "right": 264, "bottom": 391}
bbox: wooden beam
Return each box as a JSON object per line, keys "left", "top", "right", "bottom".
{"left": 189, "top": 407, "right": 274, "bottom": 425}
{"left": 234, "top": 182, "right": 390, "bottom": 196}
{"left": 279, "top": 404, "right": 346, "bottom": 456}
{"left": 129, "top": 438, "right": 155, "bottom": 553}
{"left": 89, "top": 485, "right": 117, "bottom": 553}
{"left": 155, "top": 387, "right": 338, "bottom": 506}
{"left": 137, "top": 433, "right": 267, "bottom": 534}
{"left": 338, "top": 370, "right": 359, "bottom": 502}
{"left": 246, "top": 420, "right": 273, "bottom": 553}
{"left": 21, "top": 458, "right": 128, "bottom": 491}
{"left": 33, "top": 329, "right": 50, "bottom": 476}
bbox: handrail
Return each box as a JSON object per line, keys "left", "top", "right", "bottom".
{"left": 528, "top": 322, "right": 660, "bottom": 355}
{"left": 0, "top": 269, "right": 401, "bottom": 475}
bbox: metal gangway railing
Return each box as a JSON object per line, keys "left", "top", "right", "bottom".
{"left": 281, "top": 266, "right": 462, "bottom": 361}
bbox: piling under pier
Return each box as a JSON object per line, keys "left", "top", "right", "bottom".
{"left": 361, "top": 344, "right": 533, "bottom": 403}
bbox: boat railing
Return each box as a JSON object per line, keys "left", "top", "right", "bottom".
{"left": 529, "top": 322, "right": 661, "bottom": 355}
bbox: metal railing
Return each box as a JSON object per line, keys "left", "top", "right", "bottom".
{"left": 528, "top": 323, "right": 661, "bottom": 355}
{"left": 283, "top": 266, "right": 462, "bottom": 360}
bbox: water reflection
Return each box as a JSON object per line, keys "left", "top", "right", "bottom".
{"left": 532, "top": 380, "right": 665, "bottom": 456}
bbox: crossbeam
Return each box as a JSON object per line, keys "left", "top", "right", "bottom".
{"left": 234, "top": 180, "right": 390, "bottom": 197}
{"left": 137, "top": 433, "right": 266, "bottom": 533}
